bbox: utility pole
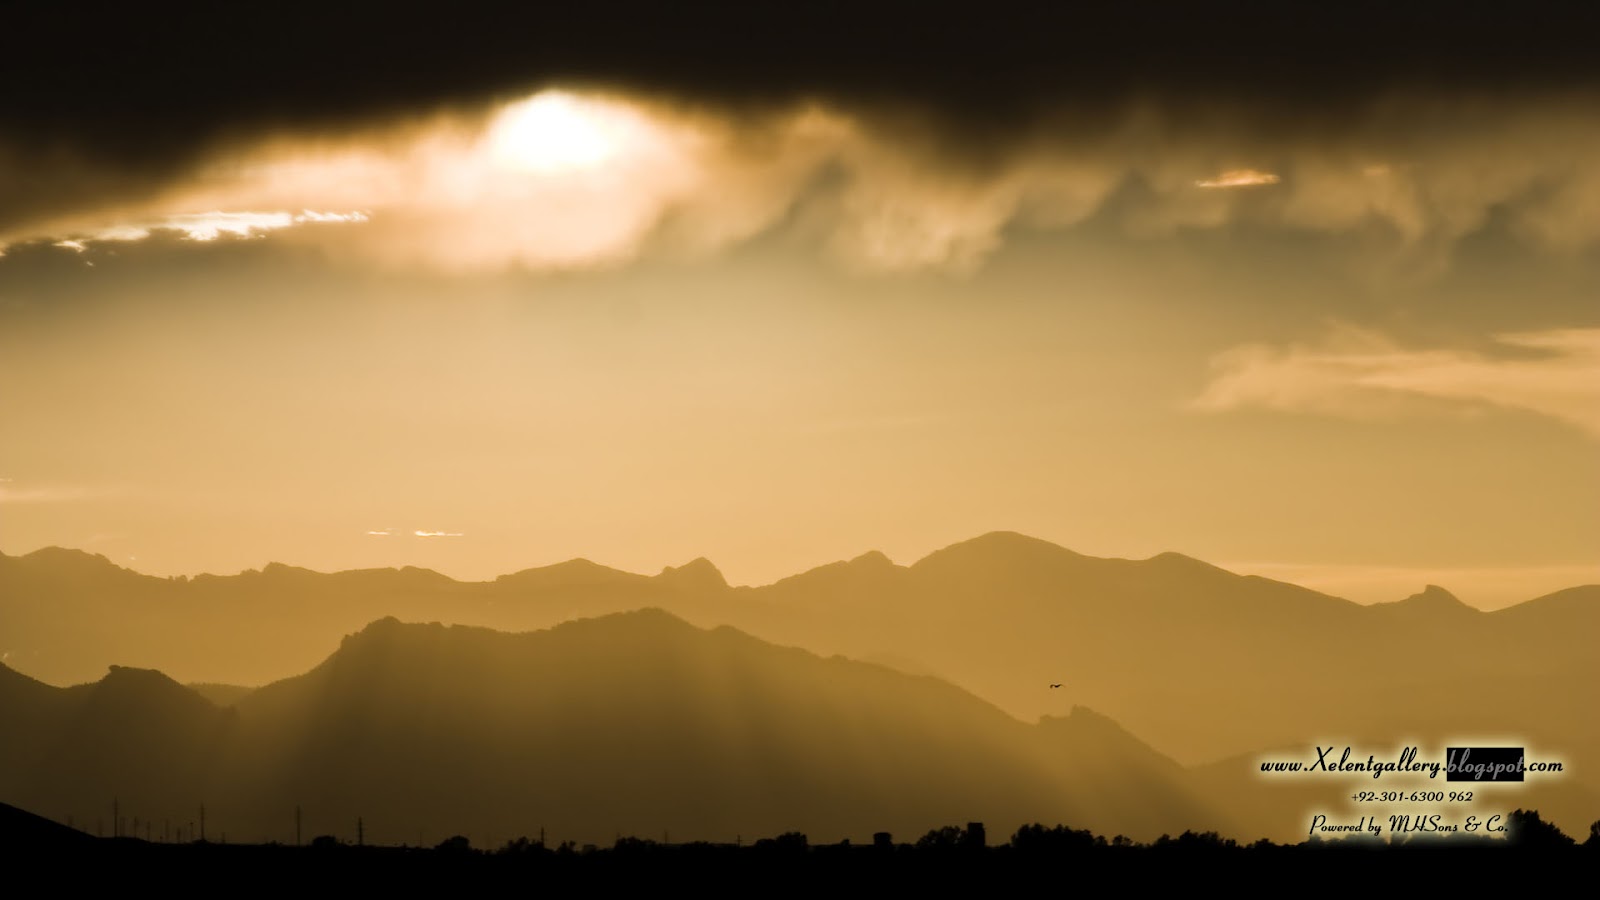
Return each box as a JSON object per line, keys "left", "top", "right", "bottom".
{"left": 357, "top": 816, "right": 364, "bottom": 847}
{"left": 295, "top": 805, "right": 302, "bottom": 847}
{"left": 200, "top": 804, "right": 207, "bottom": 842}
{"left": 112, "top": 798, "right": 119, "bottom": 838}
{"left": 539, "top": 826, "right": 545, "bottom": 848}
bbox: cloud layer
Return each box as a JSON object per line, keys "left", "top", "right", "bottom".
{"left": 4, "top": 90, "right": 1600, "bottom": 272}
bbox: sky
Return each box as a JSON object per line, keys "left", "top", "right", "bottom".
{"left": 2, "top": 2, "right": 1597, "bottom": 608}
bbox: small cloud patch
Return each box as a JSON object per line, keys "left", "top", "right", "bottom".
{"left": 1195, "top": 169, "right": 1281, "bottom": 188}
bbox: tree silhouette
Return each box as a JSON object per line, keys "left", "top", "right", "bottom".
{"left": 916, "top": 825, "right": 963, "bottom": 850}
{"left": 1011, "top": 823, "right": 1099, "bottom": 854}
{"left": 1504, "top": 809, "right": 1574, "bottom": 848}
{"left": 753, "top": 831, "right": 808, "bottom": 854}
{"left": 915, "top": 823, "right": 987, "bottom": 851}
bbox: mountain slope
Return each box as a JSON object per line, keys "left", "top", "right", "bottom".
{"left": 0, "top": 613, "right": 1218, "bottom": 846}
{"left": 0, "top": 800, "right": 92, "bottom": 846}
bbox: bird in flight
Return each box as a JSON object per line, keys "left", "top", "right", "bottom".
{"left": 1049, "top": 683, "right": 1062, "bottom": 689}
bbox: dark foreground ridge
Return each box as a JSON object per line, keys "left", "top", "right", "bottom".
{"left": 8, "top": 805, "right": 1597, "bottom": 889}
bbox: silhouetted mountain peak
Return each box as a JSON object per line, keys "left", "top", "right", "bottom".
{"left": 325, "top": 617, "right": 474, "bottom": 672}
{"left": 1382, "top": 584, "right": 1476, "bottom": 614}
{"left": 21, "top": 545, "right": 113, "bottom": 565}
{"left": 1037, "top": 706, "right": 1185, "bottom": 771}
{"left": 657, "top": 557, "right": 728, "bottom": 590}
{"left": 390, "top": 565, "right": 459, "bottom": 586}
{"left": 849, "top": 549, "right": 895, "bottom": 568}
{"left": 1039, "top": 705, "right": 1135, "bottom": 733}
{"left": 346, "top": 615, "right": 406, "bottom": 639}
{"left": 334, "top": 616, "right": 409, "bottom": 651}
{"left": 769, "top": 549, "right": 904, "bottom": 592}
{"left": 86, "top": 665, "right": 222, "bottom": 719}
{"left": 298, "top": 610, "right": 722, "bottom": 698}
{"left": 99, "top": 664, "right": 189, "bottom": 692}
{"left": 330, "top": 610, "right": 707, "bottom": 667}
{"left": 912, "top": 531, "right": 1083, "bottom": 574}
{"left": 325, "top": 564, "right": 458, "bottom": 586}
{"left": 552, "top": 606, "right": 703, "bottom": 640}
{"left": 1144, "top": 551, "right": 1232, "bottom": 576}
{"left": 496, "top": 557, "right": 647, "bottom": 588}
{"left": 8, "top": 547, "right": 129, "bottom": 580}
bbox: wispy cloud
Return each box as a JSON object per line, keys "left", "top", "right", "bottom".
{"left": 414, "top": 530, "right": 464, "bottom": 538}
{"left": 1192, "top": 327, "right": 1600, "bottom": 439}
{"left": 0, "top": 482, "right": 103, "bottom": 504}
{"left": 31, "top": 210, "right": 367, "bottom": 254}
{"left": 1195, "top": 168, "right": 1280, "bottom": 188}
{"left": 365, "top": 529, "right": 393, "bottom": 536}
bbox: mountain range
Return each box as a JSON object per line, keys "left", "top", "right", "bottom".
{"left": 3, "top": 532, "right": 1596, "bottom": 842}
{"left": 5, "top": 533, "right": 1595, "bottom": 761}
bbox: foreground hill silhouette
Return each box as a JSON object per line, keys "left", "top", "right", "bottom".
{"left": 0, "top": 800, "right": 94, "bottom": 847}
{"left": 0, "top": 612, "right": 1218, "bottom": 846}
{"left": 2, "top": 804, "right": 1595, "bottom": 890}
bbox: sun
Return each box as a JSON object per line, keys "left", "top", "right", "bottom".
{"left": 487, "top": 91, "right": 642, "bottom": 175}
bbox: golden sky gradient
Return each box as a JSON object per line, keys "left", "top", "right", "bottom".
{"left": 2, "top": 88, "right": 1597, "bottom": 609}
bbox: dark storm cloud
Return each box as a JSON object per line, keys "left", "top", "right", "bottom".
{"left": 5, "top": 1, "right": 1600, "bottom": 269}
{"left": 6, "top": 0, "right": 1600, "bottom": 160}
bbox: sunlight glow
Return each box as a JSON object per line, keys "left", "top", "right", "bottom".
{"left": 488, "top": 91, "right": 646, "bottom": 174}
